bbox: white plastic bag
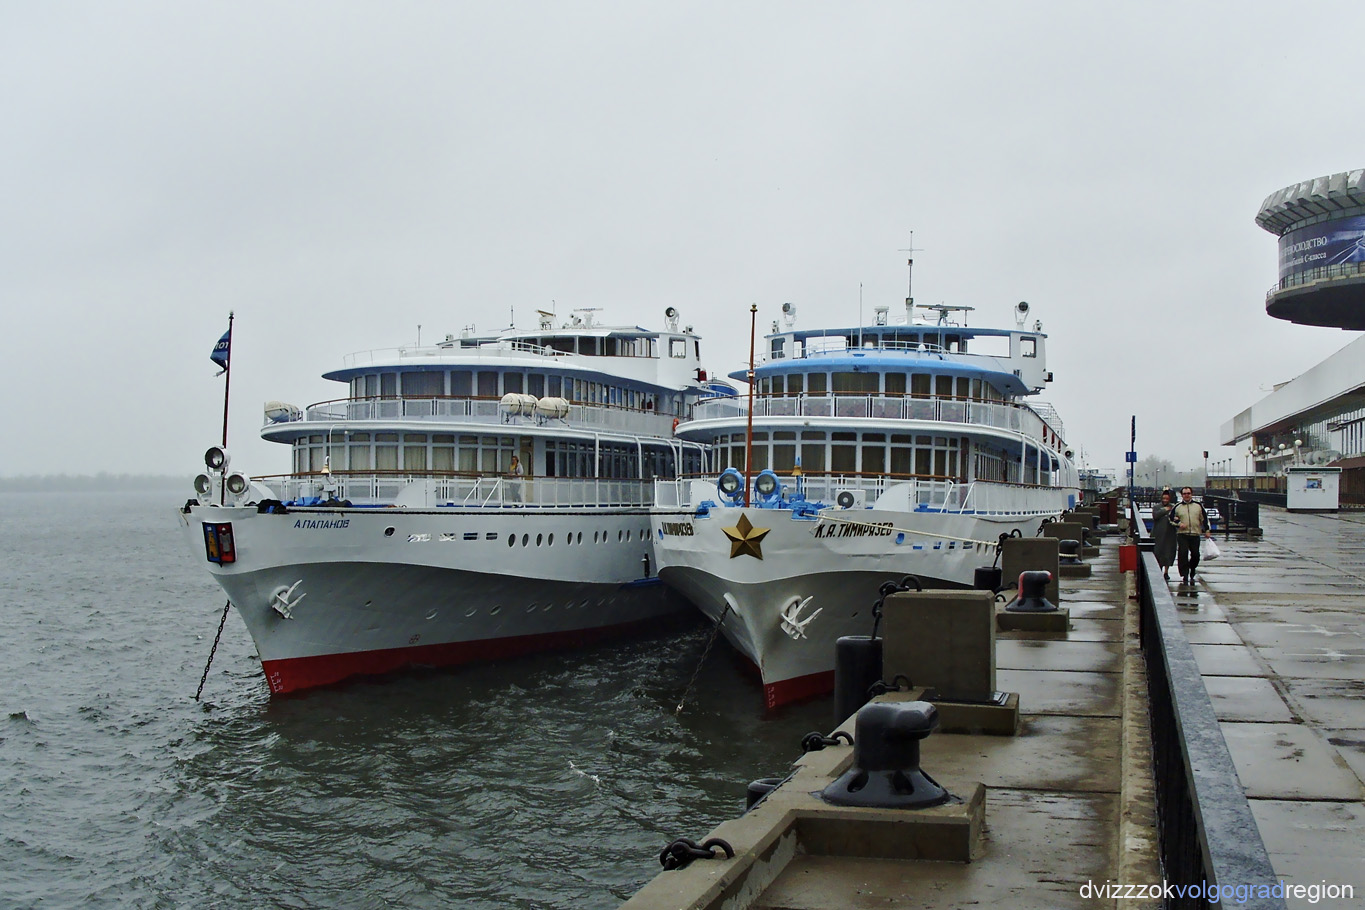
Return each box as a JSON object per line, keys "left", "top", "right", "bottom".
{"left": 1200, "top": 537, "right": 1220, "bottom": 561}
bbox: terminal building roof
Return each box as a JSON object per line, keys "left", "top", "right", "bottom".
{"left": 1256, "top": 169, "right": 1365, "bottom": 235}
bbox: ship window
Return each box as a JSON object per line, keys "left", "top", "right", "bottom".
{"left": 885, "top": 373, "right": 906, "bottom": 395}
{"left": 911, "top": 374, "right": 931, "bottom": 397}
{"left": 380, "top": 373, "right": 397, "bottom": 397}
{"left": 477, "top": 372, "right": 498, "bottom": 397}
{"left": 432, "top": 438, "right": 455, "bottom": 472}
{"left": 831, "top": 444, "right": 856, "bottom": 473}
{"left": 833, "top": 372, "right": 877, "bottom": 393}
{"left": 670, "top": 338, "right": 687, "bottom": 358}
{"left": 403, "top": 371, "right": 443, "bottom": 398}
{"left": 773, "top": 431, "right": 796, "bottom": 440}
{"left": 528, "top": 374, "right": 544, "bottom": 397}
{"left": 956, "top": 377, "right": 970, "bottom": 398}
{"left": 375, "top": 437, "right": 399, "bottom": 471}
{"left": 891, "top": 447, "right": 912, "bottom": 475}
{"left": 504, "top": 372, "right": 523, "bottom": 394}
{"left": 771, "top": 375, "right": 784, "bottom": 395}
{"left": 582, "top": 337, "right": 601, "bottom": 356}
{"left": 547, "top": 376, "right": 561, "bottom": 397}
{"left": 773, "top": 445, "right": 796, "bottom": 472}
{"left": 832, "top": 432, "right": 856, "bottom": 441}
{"left": 788, "top": 373, "right": 803, "bottom": 395}
{"left": 862, "top": 445, "right": 885, "bottom": 474}
{"left": 936, "top": 375, "right": 953, "bottom": 397}
{"left": 1021, "top": 337, "right": 1037, "bottom": 358}
{"left": 807, "top": 372, "right": 826, "bottom": 394}
{"left": 404, "top": 435, "right": 427, "bottom": 471}
{"left": 915, "top": 448, "right": 931, "bottom": 475}
{"left": 800, "top": 443, "right": 825, "bottom": 473}
{"left": 365, "top": 374, "right": 379, "bottom": 398}
{"left": 450, "top": 371, "right": 472, "bottom": 396}
{"left": 770, "top": 336, "right": 785, "bottom": 360}
{"left": 350, "top": 377, "right": 363, "bottom": 399}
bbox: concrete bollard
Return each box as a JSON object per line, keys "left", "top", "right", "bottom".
{"left": 1001, "top": 536, "right": 1061, "bottom": 605}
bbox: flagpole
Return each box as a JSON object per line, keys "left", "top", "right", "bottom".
{"left": 744, "top": 304, "right": 757, "bottom": 508}
{"left": 221, "top": 311, "right": 234, "bottom": 449}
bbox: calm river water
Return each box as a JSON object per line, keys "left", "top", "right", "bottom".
{"left": 0, "top": 490, "right": 832, "bottom": 909}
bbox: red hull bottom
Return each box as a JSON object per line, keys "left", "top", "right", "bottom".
{"left": 763, "top": 669, "right": 836, "bottom": 711}
{"left": 261, "top": 616, "right": 675, "bottom": 695}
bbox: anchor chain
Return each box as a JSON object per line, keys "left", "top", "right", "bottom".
{"left": 659, "top": 837, "right": 735, "bottom": 870}
{"left": 194, "top": 600, "right": 232, "bottom": 701}
{"left": 674, "top": 601, "right": 732, "bottom": 715}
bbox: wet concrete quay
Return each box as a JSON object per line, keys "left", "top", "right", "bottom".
{"left": 623, "top": 532, "right": 1163, "bottom": 909}
{"left": 1175, "top": 508, "right": 1365, "bottom": 900}
{"left": 622, "top": 508, "right": 1365, "bottom": 908}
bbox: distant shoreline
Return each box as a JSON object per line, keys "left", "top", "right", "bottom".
{"left": 0, "top": 474, "right": 188, "bottom": 493}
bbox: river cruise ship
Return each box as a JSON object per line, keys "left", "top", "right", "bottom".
{"left": 651, "top": 298, "right": 1079, "bottom": 709}
{"left": 181, "top": 308, "right": 724, "bottom": 695}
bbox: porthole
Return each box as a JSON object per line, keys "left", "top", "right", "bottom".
{"left": 593, "top": 531, "right": 599, "bottom": 544}
{"left": 425, "top": 609, "right": 438, "bottom": 621}
{"left": 547, "top": 533, "right": 554, "bottom": 546}
{"left": 464, "top": 607, "right": 477, "bottom": 617}
{"left": 526, "top": 602, "right": 538, "bottom": 613}
{"left": 384, "top": 527, "right": 395, "bottom": 537}
{"left": 522, "top": 533, "right": 529, "bottom": 546}
{"left": 490, "top": 605, "right": 502, "bottom": 615}
{"left": 536, "top": 533, "right": 543, "bottom": 547}
{"left": 507, "top": 535, "right": 516, "bottom": 548}
{"left": 577, "top": 532, "right": 583, "bottom": 544}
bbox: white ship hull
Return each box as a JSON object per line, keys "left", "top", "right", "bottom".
{"left": 182, "top": 503, "right": 684, "bottom": 694}
{"left": 651, "top": 497, "right": 1071, "bottom": 709}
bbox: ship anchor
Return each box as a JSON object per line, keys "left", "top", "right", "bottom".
{"left": 778, "top": 596, "right": 820, "bottom": 640}
{"left": 269, "top": 580, "right": 306, "bottom": 620}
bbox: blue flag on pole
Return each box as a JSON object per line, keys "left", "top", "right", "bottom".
{"left": 210, "top": 329, "right": 231, "bottom": 374}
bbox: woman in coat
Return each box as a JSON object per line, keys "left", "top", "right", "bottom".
{"left": 1151, "top": 489, "right": 1178, "bottom": 581}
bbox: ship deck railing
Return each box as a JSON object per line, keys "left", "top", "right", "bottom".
{"left": 255, "top": 471, "right": 656, "bottom": 508}
{"left": 655, "top": 472, "right": 1072, "bottom": 517}
{"left": 274, "top": 396, "right": 683, "bottom": 440}
{"left": 688, "top": 394, "right": 1051, "bottom": 440}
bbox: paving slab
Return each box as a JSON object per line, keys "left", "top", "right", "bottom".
{"left": 995, "top": 668, "right": 1120, "bottom": 718}
{"left": 1283, "top": 678, "right": 1365, "bottom": 728}
{"left": 1248, "top": 800, "right": 1365, "bottom": 908}
{"left": 1179, "top": 621, "right": 1245, "bottom": 645}
{"left": 994, "top": 639, "right": 1122, "bottom": 674}
{"left": 1220, "top": 722, "right": 1363, "bottom": 800}
{"left": 1326, "top": 730, "right": 1365, "bottom": 785}
{"left": 923, "top": 716, "right": 1121, "bottom": 794}
{"left": 1201, "top": 676, "right": 1295, "bottom": 723}
{"left": 753, "top": 790, "right": 1119, "bottom": 910}
{"left": 1189, "top": 643, "right": 1266, "bottom": 677}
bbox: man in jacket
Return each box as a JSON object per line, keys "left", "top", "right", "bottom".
{"left": 1172, "top": 486, "right": 1212, "bottom": 585}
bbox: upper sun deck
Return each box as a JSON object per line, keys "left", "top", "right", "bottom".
{"left": 323, "top": 308, "right": 706, "bottom": 391}
{"left": 742, "top": 318, "right": 1052, "bottom": 398}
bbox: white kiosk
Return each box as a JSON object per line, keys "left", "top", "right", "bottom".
{"left": 1286, "top": 465, "right": 1342, "bottom": 512}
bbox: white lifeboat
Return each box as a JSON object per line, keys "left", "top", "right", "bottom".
{"left": 535, "top": 397, "right": 571, "bottom": 421}
{"left": 264, "top": 401, "right": 302, "bottom": 423}
{"left": 499, "top": 393, "right": 539, "bottom": 419}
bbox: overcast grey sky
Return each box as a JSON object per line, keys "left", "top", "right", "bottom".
{"left": 3, "top": 2, "right": 1362, "bottom": 480}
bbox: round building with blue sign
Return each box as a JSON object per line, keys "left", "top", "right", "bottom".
{"left": 1256, "top": 169, "right": 1365, "bottom": 329}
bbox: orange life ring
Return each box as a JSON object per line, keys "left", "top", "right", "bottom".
{"left": 671, "top": 418, "right": 680, "bottom": 434}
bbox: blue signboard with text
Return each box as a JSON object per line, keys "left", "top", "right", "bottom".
{"left": 1279, "top": 215, "right": 1365, "bottom": 280}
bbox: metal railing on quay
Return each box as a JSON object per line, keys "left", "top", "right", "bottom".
{"left": 1130, "top": 501, "right": 1284, "bottom": 909}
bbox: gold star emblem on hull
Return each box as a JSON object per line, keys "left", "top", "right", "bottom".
{"left": 723, "top": 512, "right": 770, "bottom": 560}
